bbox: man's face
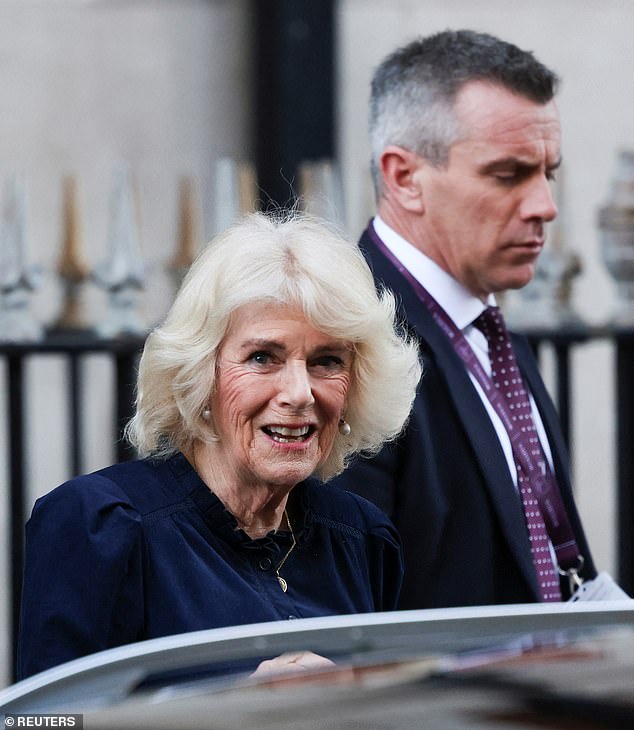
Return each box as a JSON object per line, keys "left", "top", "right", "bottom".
{"left": 417, "top": 80, "right": 561, "bottom": 299}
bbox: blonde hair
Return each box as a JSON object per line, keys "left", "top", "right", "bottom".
{"left": 126, "top": 211, "right": 421, "bottom": 480}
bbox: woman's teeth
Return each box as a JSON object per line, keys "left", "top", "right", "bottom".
{"left": 265, "top": 425, "right": 311, "bottom": 442}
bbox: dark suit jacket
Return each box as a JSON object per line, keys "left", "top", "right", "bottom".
{"left": 332, "top": 226, "right": 596, "bottom": 609}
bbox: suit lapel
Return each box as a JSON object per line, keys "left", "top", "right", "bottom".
{"left": 513, "top": 335, "right": 594, "bottom": 577}
{"left": 360, "top": 227, "right": 540, "bottom": 596}
{"left": 513, "top": 336, "right": 572, "bottom": 491}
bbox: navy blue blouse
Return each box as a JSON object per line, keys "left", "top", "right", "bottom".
{"left": 17, "top": 453, "right": 403, "bottom": 679}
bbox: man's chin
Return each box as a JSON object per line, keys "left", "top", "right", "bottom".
{"left": 498, "top": 266, "right": 537, "bottom": 292}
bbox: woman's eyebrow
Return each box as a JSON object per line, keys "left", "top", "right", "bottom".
{"left": 311, "top": 343, "right": 352, "bottom": 355}
{"left": 239, "top": 338, "right": 284, "bottom": 350}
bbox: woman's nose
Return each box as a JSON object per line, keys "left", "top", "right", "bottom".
{"left": 277, "top": 362, "right": 315, "bottom": 409}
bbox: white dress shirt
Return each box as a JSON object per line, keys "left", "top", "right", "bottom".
{"left": 373, "top": 216, "right": 555, "bottom": 489}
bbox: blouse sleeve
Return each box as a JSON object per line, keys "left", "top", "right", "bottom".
{"left": 17, "top": 474, "right": 144, "bottom": 680}
{"left": 334, "top": 486, "right": 404, "bottom": 612}
{"left": 366, "top": 511, "right": 404, "bottom": 612}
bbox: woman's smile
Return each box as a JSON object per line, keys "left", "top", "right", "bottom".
{"left": 262, "top": 423, "right": 316, "bottom": 444}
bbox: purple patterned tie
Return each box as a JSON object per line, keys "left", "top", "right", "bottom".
{"left": 474, "top": 306, "right": 562, "bottom": 602}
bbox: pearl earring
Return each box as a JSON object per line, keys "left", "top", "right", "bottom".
{"left": 202, "top": 407, "right": 211, "bottom": 421}
{"left": 338, "top": 419, "right": 351, "bottom": 436}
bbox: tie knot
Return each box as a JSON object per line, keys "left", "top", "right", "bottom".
{"left": 473, "top": 306, "right": 506, "bottom": 342}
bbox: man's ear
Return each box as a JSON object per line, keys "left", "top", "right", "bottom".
{"left": 379, "top": 145, "right": 425, "bottom": 213}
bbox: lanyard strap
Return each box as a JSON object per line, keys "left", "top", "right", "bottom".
{"left": 368, "top": 226, "right": 582, "bottom": 573}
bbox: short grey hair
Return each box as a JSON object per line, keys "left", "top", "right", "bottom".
{"left": 126, "top": 211, "right": 422, "bottom": 481}
{"left": 369, "top": 29, "right": 560, "bottom": 195}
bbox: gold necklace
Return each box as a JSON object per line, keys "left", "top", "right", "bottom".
{"left": 275, "top": 509, "right": 296, "bottom": 593}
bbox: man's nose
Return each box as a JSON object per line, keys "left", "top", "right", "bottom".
{"left": 277, "top": 362, "right": 315, "bottom": 409}
{"left": 521, "top": 176, "right": 558, "bottom": 222}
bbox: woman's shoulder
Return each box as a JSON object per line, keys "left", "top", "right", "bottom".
{"left": 300, "top": 477, "right": 397, "bottom": 538}
{"left": 32, "top": 455, "right": 185, "bottom": 519}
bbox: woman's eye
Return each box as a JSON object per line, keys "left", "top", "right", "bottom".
{"left": 249, "top": 351, "right": 272, "bottom": 365}
{"left": 312, "top": 355, "right": 344, "bottom": 370}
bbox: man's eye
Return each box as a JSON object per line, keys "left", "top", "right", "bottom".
{"left": 494, "top": 171, "right": 518, "bottom": 183}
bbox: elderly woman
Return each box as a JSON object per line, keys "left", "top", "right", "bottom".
{"left": 17, "top": 212, "right": 421, "bottom": 680}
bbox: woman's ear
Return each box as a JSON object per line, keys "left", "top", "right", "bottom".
{"left": 379, "top": 146, "right": 425, "bottom": 214}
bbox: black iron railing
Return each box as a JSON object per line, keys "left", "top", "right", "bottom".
{"left": 3, "top": 325, "right": 634, "bottom": 681}
{"left": 526, "top": 324, "right": 634, "bottom": 600}
{"left": 2, "top": 332, "right": 145, "bottom": 680}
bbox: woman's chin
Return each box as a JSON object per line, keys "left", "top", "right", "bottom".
{"left": 255, "top": 456, "right": 322, "bottom": 489}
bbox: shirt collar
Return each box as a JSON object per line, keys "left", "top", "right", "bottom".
{"left": 372, "top": 216, "right": 495, "bottom": 330}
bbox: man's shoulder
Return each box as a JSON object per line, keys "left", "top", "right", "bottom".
{"left": 358, "top": 226, "right": 395, "bottom": 282}
{"left": 358, "top": 225, "right": 437, "bottom": 339}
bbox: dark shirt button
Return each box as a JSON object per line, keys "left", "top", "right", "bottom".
{"left": 258, "top": 557, "right": 272, "bottom": 571}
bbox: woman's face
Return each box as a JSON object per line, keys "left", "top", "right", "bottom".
{"left": 210, "top": 302, "right": 352, "bottom": 490}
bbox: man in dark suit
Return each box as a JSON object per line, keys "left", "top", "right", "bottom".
{"left": 332, "top": 29, "right": 598, "bottom": 608}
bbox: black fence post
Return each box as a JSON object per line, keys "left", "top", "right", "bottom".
{"left": 115, "top": 348, "right": 139, "bottom": 463}
{"left": 68, "top": 353, "right": 83, "bottom": 475}
{"left": 7, "top": 354, "right": 26, "bottom": 681}
{"left": 616, "top": 333, "right": 634, "bottom": 594}
{"left": 252, "top": 0, "right": 335, "bottom": 210}
{"left": 553, "top": 341, "right": 572, "bottom": 452}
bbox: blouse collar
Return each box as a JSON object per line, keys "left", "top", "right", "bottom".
{"left": 166, "top": 452, "right": 311, "bottom": 551}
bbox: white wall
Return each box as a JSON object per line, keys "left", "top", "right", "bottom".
{"left": 336, "top": 0, "right": 634, "bottom": 586}
{"left": 0, "top": 0, "right": 252, "bottom": 687}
